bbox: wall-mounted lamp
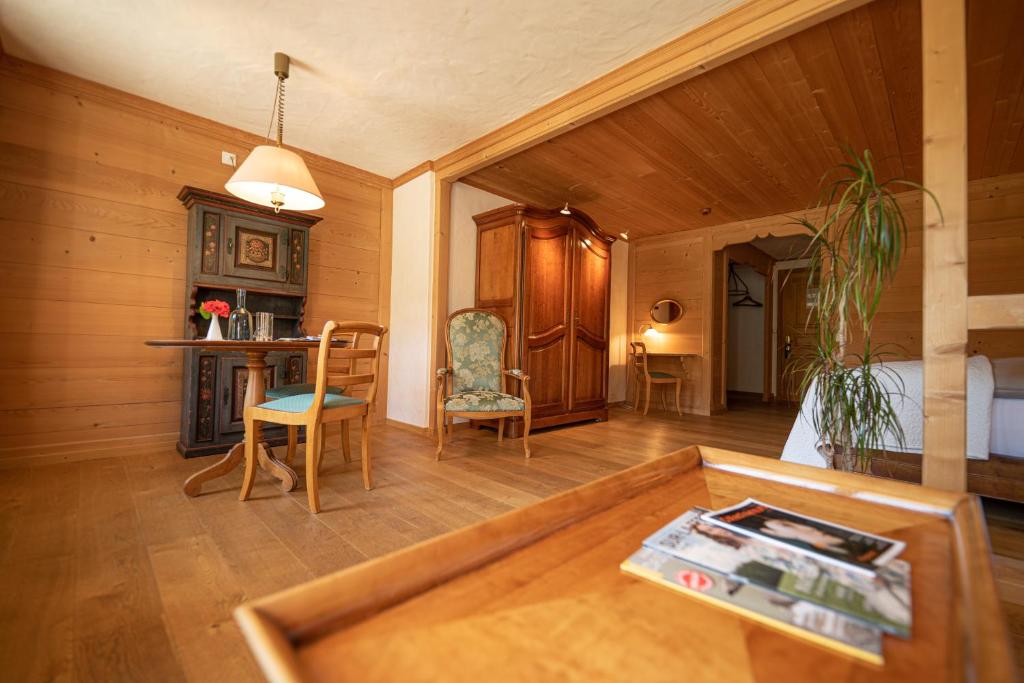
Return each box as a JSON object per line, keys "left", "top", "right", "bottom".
{"left": 560, "top": 203, "right": 571, "bottom": 215}
{"left": 619, "top": 230, "right": 629, "bottom": 241}
{"left": 639, "top": 323, "right": 657, "bottom": 337}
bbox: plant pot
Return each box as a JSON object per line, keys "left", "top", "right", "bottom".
{"left": 205, "top": 314, "right": 224, "bottom": 341}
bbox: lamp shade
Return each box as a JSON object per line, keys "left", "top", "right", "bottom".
{"left": 225, "top": 145, "right": 325, "bottom": 212}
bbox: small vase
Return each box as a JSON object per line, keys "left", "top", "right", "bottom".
{"left": 205, "top": 314, "right": 224, "bottom": 341}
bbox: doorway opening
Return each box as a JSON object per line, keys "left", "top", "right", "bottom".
{"left": 712, "top": 234, "right": 812, "bottom": 413}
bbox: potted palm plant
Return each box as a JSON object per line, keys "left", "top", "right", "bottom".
{"left": 788, "top": 150, "right": 940, "bottom": 472}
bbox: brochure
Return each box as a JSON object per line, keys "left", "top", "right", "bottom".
{"left": 701, "top": 498, "right": 906, "bottom": 575}
{"left": 621, "top": 546, "right": 884, "bottom": 664}
{"left": 643, "top": 508, "right": 911, "bottom": 638}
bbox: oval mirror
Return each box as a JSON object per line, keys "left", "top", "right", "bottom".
{"left": 650, "top": 299, "right": 683, "bottom": 324}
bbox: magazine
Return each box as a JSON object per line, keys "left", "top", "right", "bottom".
{"left": 700, "top": 498, "right": 906, "bottom": 575}
{"left": 643, "top": 508, "right": 911, "bottom": 638}
{"left": 621, "top": 547, "right": 884, "bottom": 664}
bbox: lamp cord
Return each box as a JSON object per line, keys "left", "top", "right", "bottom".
{"left": 264, "top": 75, "right": 286, "bottom": 146}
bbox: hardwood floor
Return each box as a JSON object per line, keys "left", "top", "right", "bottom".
{"left": 0, "top": 400, "right": 1019, "bottom": 680}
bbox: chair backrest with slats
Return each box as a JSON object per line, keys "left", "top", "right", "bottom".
{"left": 310, "top": 321, "right": 387, "bottom": 419}
{"left": 629, "top": 341, "right": 650, "bottom": 378}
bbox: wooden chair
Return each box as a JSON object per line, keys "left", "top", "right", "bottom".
{"left": 629, "top": 341, "right": 682, "bottom": 416}
{"left": 265, "top": 331, "right": 362, "bottom": 465}
{"left": 435, "top": 308, "right": 532, "bottom": 459}
{"left": 242, "top": 321, "right": 387, "bottom": 513}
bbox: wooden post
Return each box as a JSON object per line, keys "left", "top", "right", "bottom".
{"left": 921, "top": 0, "right": 968, "bottom": 492}
{"left": 427, "top": 178, "right": 452, "bottom": 433}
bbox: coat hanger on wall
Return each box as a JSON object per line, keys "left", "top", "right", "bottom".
{"left": 728, "top": 263, "right": 763, "bottom": 308}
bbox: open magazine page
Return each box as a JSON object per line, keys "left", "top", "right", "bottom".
{"left": 621, "top": 547, "right": 884, "bottom": 664}
{"left": 701, "top": 499, "right": 906, "bottom": 575}
{"left": 644, "top": 508, "right": 911, "bottom": 638}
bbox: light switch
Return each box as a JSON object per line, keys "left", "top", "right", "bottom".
{"left": 221, "top": 151, "right": 237, "bottom": 167}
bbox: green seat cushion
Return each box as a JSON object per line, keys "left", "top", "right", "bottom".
{"left": 649, "top": 371, "right": 677, "bottom": 379}
{"left": 445, "top": 390, "right": 525, "bottom": 413}
{"left": 258, "top": 393, "right": 365, "bottom": 413}
{"left": 265, "top": 383, "right": 344, "bottom": 399}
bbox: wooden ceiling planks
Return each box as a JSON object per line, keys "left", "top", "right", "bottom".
{"left": 462, "top": 0, "right": 1023, "bottom": 239}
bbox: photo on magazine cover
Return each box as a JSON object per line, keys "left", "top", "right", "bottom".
{"left": 701, "top": 499, "right": 906, "bottom": 573}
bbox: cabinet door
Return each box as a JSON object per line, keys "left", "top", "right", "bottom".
{"left": 569, "top": 223, "right": 611, "bottom": 411}
{"left": 217, "top": 353, "right": 286, "bottom": 435}
{"left": 222, "top": 216, "right": 290, "bottom": 284}
{"left": 522, "top": 221, "right": 572, "bottom": 418}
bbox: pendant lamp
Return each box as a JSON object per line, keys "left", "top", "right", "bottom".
{"left": 226, "top": 53, "right": 324, "bottom": 213}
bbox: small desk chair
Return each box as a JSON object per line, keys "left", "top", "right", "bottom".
{"left": 242, "top": 321, "right": 386, "bottom": 513}
{"left": 435, "top": 308, "right": 532, "bottom": 459}
{"left": 629, "top": 341, "right": 683, "bottom": 416}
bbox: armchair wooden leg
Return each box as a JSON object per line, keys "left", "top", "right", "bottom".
{"left": 305, "top": 422, "right": 322, "bottom": 514}
{"left": 435, "top": 406, "right": 445, "bottom": 461}
{"left": 240, "top": 416, "right": 258, "bottom": 501}
{"left": 498, "top": 417, "right": 505, "bottom": 443}
{"left": 361, "top": 414, "right": 374, "bottom": 490}
{"left": 318, "top": 425, "right": 327, "bottom": 473}
{"left": 341, "top": 420, "right": 352, "bottom": 463}
{"left": 643, "top": 381, "right": 652, "bottom": 416}
{"left": 285, "top": 425, "right": 298, "bottom": 465}
{"left": 522, "top": 411, "right": 531, "bottom": 459}
{"left": 675, "top": 379, "right": 683, "bottom": 416}
{"left": 660, "top": 387, "right": 667, "bottom": 412}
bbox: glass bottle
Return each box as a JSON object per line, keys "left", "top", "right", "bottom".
{"left": 228, "top": 288, "right": 253, "bottom": 341}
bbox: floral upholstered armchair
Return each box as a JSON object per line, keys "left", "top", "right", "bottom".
{"left": 435, "top": 308, "right": 532, "bottom": 459}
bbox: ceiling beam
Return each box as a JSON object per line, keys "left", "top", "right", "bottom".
{"left": 432, "top": 0, "right": 871, "bottom": 181}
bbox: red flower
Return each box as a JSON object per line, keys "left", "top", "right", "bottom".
{"left": 201, "top": 300, "right": 230, "bottom": 318}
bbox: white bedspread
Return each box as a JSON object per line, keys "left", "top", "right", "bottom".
{"left": 781, "top": 356, "right": 995, "bottom": 467}
{"left": 992, "top": 398, "right": 1024, "bottom": 458}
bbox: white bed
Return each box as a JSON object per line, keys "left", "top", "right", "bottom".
{"left": 782, "top": 355, "right": 1024, "bottom": 468}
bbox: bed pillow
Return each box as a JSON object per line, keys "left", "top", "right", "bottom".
{"left": 992, "top": 357, "right": 1024, "bottom": 399}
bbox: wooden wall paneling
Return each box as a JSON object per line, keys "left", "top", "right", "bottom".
{"left": 0, "top": 56, "right": 391, "bottom": 465}
{"left": 630, "top": 232, "right": 706, "bottom": 414}
{"left": 920, "top": 0, "right": 968, "bottom": 492}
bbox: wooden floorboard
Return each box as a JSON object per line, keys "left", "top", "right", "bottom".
{"left": 0, "top": 399, "right": 1020, "bottom": 680}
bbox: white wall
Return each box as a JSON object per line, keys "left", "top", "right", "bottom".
{"left": 608, "top": 240, "right": 630, "bottom": 403}
{"left": 387, "top": 171, "right": 436, "bottom": 427}
{"left": 726, "top": 265, "right": 765, "bottom": 394}
{"left": 449, "top": 182, "right": 511, "bottom": 312}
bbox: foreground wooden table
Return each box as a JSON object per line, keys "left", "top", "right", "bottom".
{"left": 146, "top": 339, "right": 345, "bottom": 497}
{"left": 234, "top": 446, "right": 1013, "bottom": 682}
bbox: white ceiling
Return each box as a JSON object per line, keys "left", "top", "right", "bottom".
{"left": 0, "top": 0, "right": 743, "bottom": 178}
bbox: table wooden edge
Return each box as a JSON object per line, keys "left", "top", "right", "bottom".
{"left": 234, "top": 446, "right": 1014, "bottom": 683}
{"left": 145, "top": 339, "right": 350, "bottom": 350}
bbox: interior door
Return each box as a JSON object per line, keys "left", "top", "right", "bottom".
{"left": 569, "top": 223, "right": 610, "bottom": 411}
{"left": 776, "top": 268, "right": 816, "bottom": 403}
{"left": 522, "top": 221, "right": 572, "bottom": 418}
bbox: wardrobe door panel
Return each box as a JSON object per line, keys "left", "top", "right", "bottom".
{"left": 523, "top": 222, "right": 572, "bottom": 415}
{"left": 570, "top": 224, "right": 611, "bottom": 410}
{"left": 526, "top": 338, "right": 567, "bottom": 416}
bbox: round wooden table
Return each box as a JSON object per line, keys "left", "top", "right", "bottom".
{"left": 145, "top": 339, "right": 347, "bottom": 497}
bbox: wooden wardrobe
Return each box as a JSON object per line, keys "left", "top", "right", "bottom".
{"left": 473, "top": 204, "right": 616, "bottom": 435}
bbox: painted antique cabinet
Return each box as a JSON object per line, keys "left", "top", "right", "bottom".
{"left": 176, "top": 186, "right": 321, "bottom": 457}
{"left": 473, "top": 204, "right": 615, "bottom": 436}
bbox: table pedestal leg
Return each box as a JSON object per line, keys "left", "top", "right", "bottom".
{"left": 182, "top": 350, "right": 299, "bottom": 496}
